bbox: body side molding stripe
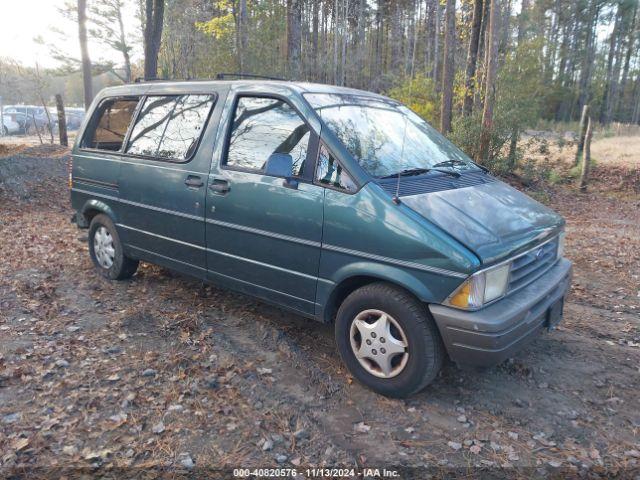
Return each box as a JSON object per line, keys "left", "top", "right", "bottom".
{"left": 126, "top": 244, "right": 207, "bottom": 271}
{"left": 74, "top": 189, "right": 467, "bottom": 279}
{"left": 205, "top": 218, "right": 322, "bottom": 248}
{"left": 205, "top": 246, "right": 318, "bottom": 281}
{"left": 116, "top": 224, "right": 206, "bottom": 250}
{"left": 72, "top": 188, "right": 202, "bottom": 221}
{"left": 322, "top": 244, "right": 468, "bottom": 278}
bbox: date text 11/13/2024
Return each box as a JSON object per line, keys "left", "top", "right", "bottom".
{"left": 232, "top": 467, "right": 400, "bottom": 477}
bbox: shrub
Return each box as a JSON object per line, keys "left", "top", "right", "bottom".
{"left": 387, "top": 74, "right": 440, "bottom": 126}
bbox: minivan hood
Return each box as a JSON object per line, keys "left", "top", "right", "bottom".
{"left": 401, "top": 179, "right": 564, "bottom": 264}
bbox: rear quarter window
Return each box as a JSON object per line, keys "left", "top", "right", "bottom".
{"left": 81, "top": 98, "right": 139, "bottom": 152}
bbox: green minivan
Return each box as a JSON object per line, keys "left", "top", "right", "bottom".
{"left": 71, "top": 79, "right": 572, "bottom": 397}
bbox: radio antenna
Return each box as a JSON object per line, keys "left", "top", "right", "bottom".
{"left": 393, "top": 115, "right": 409, "bottom": 205}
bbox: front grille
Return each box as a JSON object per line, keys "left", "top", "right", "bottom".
{"left": 508, "top": 237, "right": 559, "bottom": 292}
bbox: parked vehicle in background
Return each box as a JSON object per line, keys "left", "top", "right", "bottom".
{"left": 65, "top": 108, "right": 85, "bottom": 131}
{"left": 8, "top": 112, "right": 34, "bottom": 134}
{"left": 1, "top": 114, "right": 21, "bottom": 135}
{"left": 70, "top": 79, "right": 572, "bottom": 398}
{"left": 4, "top": 105, "right": 52, "bottom": 133}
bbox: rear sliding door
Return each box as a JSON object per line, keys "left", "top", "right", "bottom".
{"left": 116, "top": 93, "right": 217, "bottom": 278}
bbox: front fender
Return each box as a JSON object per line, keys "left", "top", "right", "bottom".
{"left": 329, "top": 261, "right": 440, "bottom": 302}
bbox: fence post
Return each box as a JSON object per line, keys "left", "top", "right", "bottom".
{"left": 579, "top": 116, "right": 593, "bottom": 193}
{"left": 574, "top": 104, "right": 590, "bottom": 166}
{"left": 55, "top": 94, "right": 68, "bottom": 147}
{"left": 0, "top": 96, "right": 4, "bottom": 137}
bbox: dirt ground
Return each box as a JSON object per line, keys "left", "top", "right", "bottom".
{"left": 0, "top": 141, "right": 639, "bottom": 479}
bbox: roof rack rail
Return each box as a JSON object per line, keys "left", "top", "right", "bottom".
{"left": 133, "top": 77, "right": 169, "bottom": 83}
{"left": 215, "top": 73, "right": 287, "bottom": 81}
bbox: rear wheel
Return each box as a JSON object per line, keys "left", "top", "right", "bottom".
{"left": 88, "top": 214, "right": 138, "bottom": 280}
{"left": 335, "top": 282, "right": 444, "bottom": 398}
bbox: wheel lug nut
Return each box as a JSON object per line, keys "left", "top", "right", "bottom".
{"left": 372, "top": 349, "right": 377, "bottom": 355}
{"left": 371, "top": 332, "right": 377, "bottom": 338}
{"left": 380, "top": 348, "right": 386, "bottom": 354}
{"left": 366, "top": 339, "right": 372, "bottom": 345}
{"left": 380, "top": 337, "right": 386, "bottom": 343}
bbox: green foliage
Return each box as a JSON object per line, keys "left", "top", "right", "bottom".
{"left": 548, "top": 170, "right": 563, "bottom": 184}
{"left": 196, "top": 2, "right": 235, "bottom": 40}
{"left": 386, "top": 74, "right": 440, "bottom": 126}
{"left": 449, "top": 39, "right": 546, "bottom": 172}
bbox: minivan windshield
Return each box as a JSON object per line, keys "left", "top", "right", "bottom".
{"left": 304, "top": 93, "right": 478, "bottom": 178}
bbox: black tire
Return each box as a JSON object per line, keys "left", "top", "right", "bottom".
{"left": 335, "top": 282, "right": 444, "bottom": 398}
{"left": 88, "top": 214, "right": 138, "bottom": 280}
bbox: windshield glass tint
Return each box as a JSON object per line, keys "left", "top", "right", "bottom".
{"left": 304, "top": 93, "right": 476, "bottom": 178}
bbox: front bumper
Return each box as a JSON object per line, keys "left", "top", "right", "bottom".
{"left": 429, "top": 258, "right": 572, "bottom": 367}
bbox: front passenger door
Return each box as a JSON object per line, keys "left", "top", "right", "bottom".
{"left": 205, "top": 96, "right": 324, "bottom": 315}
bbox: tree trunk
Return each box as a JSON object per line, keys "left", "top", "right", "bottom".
{"left": 333, "top": 0, "right": 339, "bottom": 84}
{"left": 144, "top": 0, "right": 165, "bottom": 80}
{"left": 506, "top": 0, "right": 529, "bottom": 166}
{"left": 600, "top": 8, "right": 620, "bottom": 124}
{"left": 238, "top": 0, "right": 248, "bottom": 74}
{"left": 516, "top": 0, "right": 530, "bottom": 44}
{"left": 474, "top": 0, "right": 491, "bottom": 110}
{"left": 575, "top": 104, "right": 590, "bottom": 166}
{"left": 409, "top": 0, "right": 421, "bottom": 79}
{"left": 340, "top": 0, "right": 349, "bottom": 86}
{"left": 373, "top": 1, "right": 383, "bottom": 87}
{"left": 440, "top": 0, "right": 456, "bottom": 134}
{"left": 576, "top": 1, "right": 599, "bottom": 118}
{"left": 312, "top": 0, "right": 319, "bottom": 80}
{"left": 390, "top": 1, "right": 403, "bottom": 74}
{"left": 632, "top": 74, "right": 640, "bottom": 124}
{"left": 463, "top": 0, "right": 483, "bottom": 116}
{"left": 287, "top": 0, "right": 302, "bottom": 80}
{"left": 616, "top": 4, "right": 637, "bottom": 121}
{"left": 356, "top": 0, "right": 366, "bottom": 87}
{"left": 78, "top": 0, "right": 93, "bottom": 110}
{"left": 579, "top": 115, "right": 592, "bottom": 192}
{"left": 433, "top": 0, "right": 441, "bottom": 89}
{"left": 115, "top": 0, "right": 132, "bottom": 82}
{"left": 476, "top": 0, "right": 499, "bottom": 164}
{"left": 55, "top": 94, "right": 68, "bottom": 147}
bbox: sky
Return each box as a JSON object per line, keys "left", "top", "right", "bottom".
{"left": 0, "top": 0, "right": 140, "bottom": 69}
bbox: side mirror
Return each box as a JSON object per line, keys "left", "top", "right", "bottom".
{"left": 264, "top": 153, "right": 293, "bottom": 178}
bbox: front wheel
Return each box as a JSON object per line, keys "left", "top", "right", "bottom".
{"left": 88, "top": 214, "right": 139, "bottom": 280}
{"left": 335, "top": 282, "right": 444, "bottom": 398}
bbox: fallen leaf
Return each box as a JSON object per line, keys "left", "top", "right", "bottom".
{"left": 12, "top": 438, "right": 29, "bottom": 451}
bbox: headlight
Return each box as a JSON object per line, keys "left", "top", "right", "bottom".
{"left": 446, "top": 263, "right": 510, "bottom": 310}
{"left": 557, "top": 231, "right": 565, "bottom": 259}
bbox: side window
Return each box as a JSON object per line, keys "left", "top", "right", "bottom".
{"left": 126, "top": 94, "right": 214, "bottom": 161}
{"left": 226, "top": 96, "right": 310, "bottom": 176}
{"left": 82, "top": 98, "right": 139, "bottom": 151}
{"left": 315, "top": 143, "right": 357, "bottom": 192}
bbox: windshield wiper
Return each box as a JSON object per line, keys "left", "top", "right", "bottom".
{"left": 380, "top": 167, "right": 460, "bottom": 179}
{"left": 432, "top": 159, "right": 489, "bottom": 173}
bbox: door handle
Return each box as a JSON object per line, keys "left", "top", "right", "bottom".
{"left": 209, "top": 178, "right": 230, "bottom": 194}
{"left": 185, "top": 175, "right": 204, "bottom": 188}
